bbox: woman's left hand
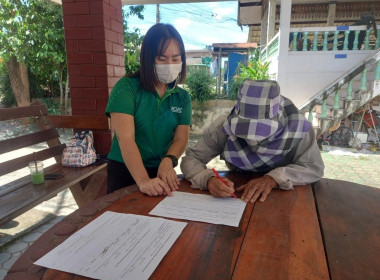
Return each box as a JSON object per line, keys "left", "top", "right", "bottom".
{"left": 236, "top": 175, "right": 278, "bottom": 203}
{"left": 158, "top": 158, "right": 180, "bottom": 192}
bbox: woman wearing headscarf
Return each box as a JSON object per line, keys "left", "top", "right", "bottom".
{"left": 180, "top": 79, "right": 324, "bottom": 204}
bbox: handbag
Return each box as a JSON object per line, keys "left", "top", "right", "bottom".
{"left": 62, "top": 130, "right": 97, "bottom": 167}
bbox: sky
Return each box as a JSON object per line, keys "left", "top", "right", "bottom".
{"left": 123, "top": 1, "right": 250, "bottom": 51}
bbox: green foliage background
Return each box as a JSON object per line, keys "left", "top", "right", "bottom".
{"left": 0, "top": 0, "right": 66, "bottom": 107}
{"left": 229, "top": 49, "right": 272, "bottom": 100}
{"left": 123, "top": 7, "right": 144, "bottom": 75}
{"left": 184, "top": 66, "right": 213, "bottom": 116}
{"left": 0, "top": 1, "right": 145, "bottom": 108}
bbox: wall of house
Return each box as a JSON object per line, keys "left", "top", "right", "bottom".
{"left": 267, "top": 55, "right": 278, "bottom": 80}
{"left": 278, "top": 50, "right": 375, "bottom": 108}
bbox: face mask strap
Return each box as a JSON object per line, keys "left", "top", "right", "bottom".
{"left": 167, "top": 79, "right": 178, "bottom": 91}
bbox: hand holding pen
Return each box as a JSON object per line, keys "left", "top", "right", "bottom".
{"left": 208, "top": 168, "right": 238, "bottom": 199}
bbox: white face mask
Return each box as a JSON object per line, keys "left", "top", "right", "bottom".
{"left": 155, "top": 62, "right": 182, "bottom": 84}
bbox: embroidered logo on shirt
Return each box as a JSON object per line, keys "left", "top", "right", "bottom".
{"left": 171, "top": 107, "right": 183, "bottom": 113}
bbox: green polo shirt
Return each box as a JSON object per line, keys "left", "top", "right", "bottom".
{"left": 105, "top": 76, "right": 192, "bottom": 167}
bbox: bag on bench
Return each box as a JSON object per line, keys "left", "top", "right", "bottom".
{"left": 62, "top": 130, "right": 97, "bottom": 167}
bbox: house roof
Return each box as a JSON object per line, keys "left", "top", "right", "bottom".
{"left": 211, "top": 42, "right": 257, "bottom": 57}
{"left": 212, "top": 42, "right": 257, "bottom": 50}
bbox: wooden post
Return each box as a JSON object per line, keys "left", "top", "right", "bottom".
{"left": 267, "top": 0, "right": 276, "bottom": 42}
{"left": 217, "top": 48, "right": 222, "bottom": 95}
{"left": 327, "top": 2, "right": 336, "bottom": 26}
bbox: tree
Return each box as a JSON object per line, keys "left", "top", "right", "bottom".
{"left": 0, "top": 0, "right": 31, "bottom": 106}
{"left": 26, "top": 1, "right": 67, "bottom": 113}
{"left": 0, "top": 0, "right": 67, "bottom": 109}
{"left": 123, "top": 6, "right": 144, "bottom": 75}
{"left": 0, "top": 1, "right": 145, "bottom": 110}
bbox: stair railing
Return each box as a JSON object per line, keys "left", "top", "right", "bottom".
{"left": 299, "top": 48, "right": 380, "bottom": 136}
{"left": 289, "top": 25, "right": 380, "bottom": 52}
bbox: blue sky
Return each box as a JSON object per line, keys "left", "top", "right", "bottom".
{"left": 124, "top": 1, "right": 250, "bottom": 50}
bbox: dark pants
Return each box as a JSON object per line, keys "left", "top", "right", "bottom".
{"left": 107, "top": 159, "right": 158, "bottom": 194}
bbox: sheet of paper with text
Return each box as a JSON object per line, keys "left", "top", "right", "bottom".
{"left": 149, "top": 191, "right": 247, "bottom": 227}
{"left": 35, "top": 211, "right": 187, "bottom": 280}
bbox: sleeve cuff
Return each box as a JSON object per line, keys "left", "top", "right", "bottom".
{"left": 188, "top": 169, "right": 215, "bottom": 191}
{"left": 266, "top": 169, "right": 294, "bottom": 190}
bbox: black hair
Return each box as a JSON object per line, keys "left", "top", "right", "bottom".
{"left": 129, "top": 23, "right": 186, "bottom": 92}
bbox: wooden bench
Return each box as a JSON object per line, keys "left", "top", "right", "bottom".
{"left": 0, "top": 101, "right": 109, "bottom": 225}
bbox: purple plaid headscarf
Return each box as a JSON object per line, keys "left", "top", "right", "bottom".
{"left": 222, "top": 79, "right": 311, "bottom": 171}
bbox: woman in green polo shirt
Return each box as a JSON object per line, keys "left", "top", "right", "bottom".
{"left": 105, "top": 23, "right": 192, "bottom": 197}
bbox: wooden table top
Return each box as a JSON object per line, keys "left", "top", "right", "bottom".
{"left": 5, "top": 172, "right": 380, "bottom": 280}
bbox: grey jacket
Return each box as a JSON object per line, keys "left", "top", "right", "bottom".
{"left": 180, "top": 115, "right": 324, "bottom": 190}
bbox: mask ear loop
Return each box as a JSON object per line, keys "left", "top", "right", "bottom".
{"left": 167, "top": 75, "right": 180, "bottom": 92}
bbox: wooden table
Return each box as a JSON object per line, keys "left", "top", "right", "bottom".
{"left": 5, "top": 173, "right": 380, "bottom": 280}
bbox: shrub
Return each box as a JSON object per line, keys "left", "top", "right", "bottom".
{"left": 184, "top": 67, "right": 213, "bottom": 117}
{"left": 125, "top": 50, "right": 140, "bottom": 75}
{"left": 229, "top": 49, "right": 271, "bottom": 100}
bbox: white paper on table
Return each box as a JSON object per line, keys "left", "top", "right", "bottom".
{"left": 149, "top": 192, "right": 247, "bottom": 227}
{"left": 34, "top": 211, "right": 187, "bottom": 280}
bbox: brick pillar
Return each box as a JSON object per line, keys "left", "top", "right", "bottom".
{"left": 62, "top": 0, "right": 125, "bottom": 155}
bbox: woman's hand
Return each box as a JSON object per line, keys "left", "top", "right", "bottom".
{"left": 207, "top": 176, "right": 235, "bottom": 198}
{"left": 139, "top": 177, "right": 174, "bottom": 197}
{"left": 236, "top": 175, "right": 278, "bottom": 203}
{"left": 158, "top": 158, "right": 179, "bottom": 192}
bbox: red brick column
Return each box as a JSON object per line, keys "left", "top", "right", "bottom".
{"left": 62, "top": 0, "right": 125, "bottom": 155}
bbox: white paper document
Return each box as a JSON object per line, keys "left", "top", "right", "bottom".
{"left": 35, "top": 211, "right": 187, "bottom": 280}
{"left": 149, "top": 192, "right": 247, "bottom": 227}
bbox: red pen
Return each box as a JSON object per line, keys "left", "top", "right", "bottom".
{"left": 211, "top": 168, "right": 237, "bottom": 199}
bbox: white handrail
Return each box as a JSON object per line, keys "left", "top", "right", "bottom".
{"left": 260, "top": 32, "right": 280, "bottom": 54}
{"left": 289, "top": 25, "right": 380, "bottom": 33}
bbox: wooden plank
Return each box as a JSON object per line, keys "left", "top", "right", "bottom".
{"left": 0, "top": 128, "right": 60, "bottom": 155}
{"left": 232, "top": 186, "right": 329, "bottom": 280}
{"left": 41, "top": 181, "right": 254, "bottom": 280}
{"left": 313, "top": 178, "right": 380, "bottom": 280}
{"left": 0, "top": 103, "right": 48, "bottom": 121}
{"left": 47, "top": 115, "right": 109, "bottom": 130}
{"left": 0, "top": 163, "right": 107, "bottom": 225}
{"left": 109, "top": 181, "right": 253, "bottom": 280}
{"left": 0, "top": 144, "right": 66, "bottom": 177}
{"left": 69, "top": 168, "right": 107, "bottom": 207}
{"left": 0, "top": 101, "right": 110, "bottom": 225}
